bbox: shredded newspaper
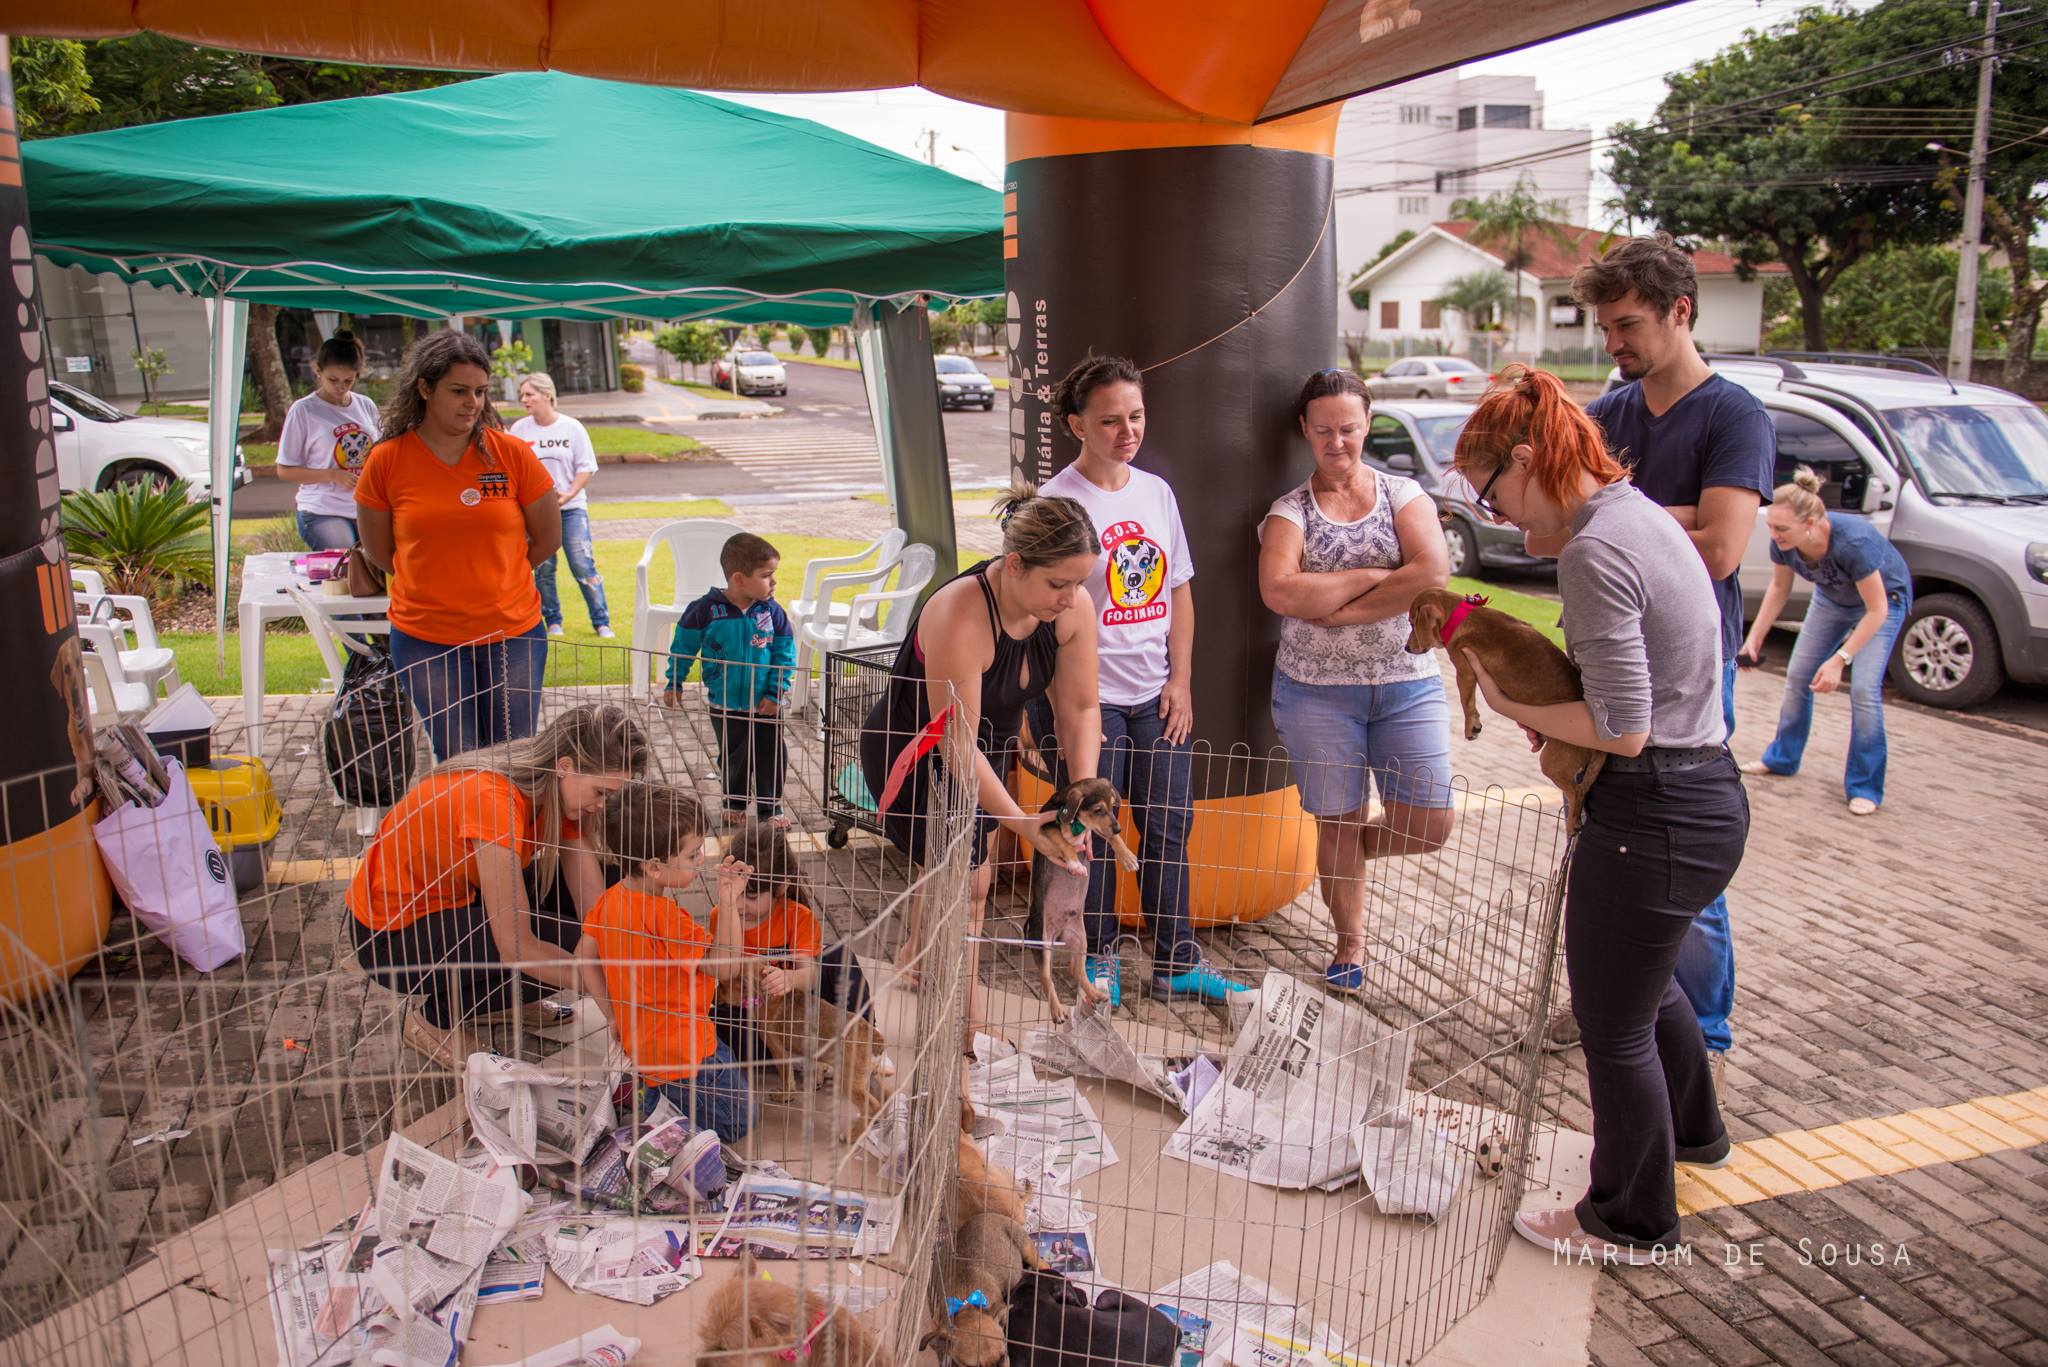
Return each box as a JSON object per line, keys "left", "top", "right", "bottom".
{"left": 1022, "top": 997, "right": 1186, "bottom": 1108}
{"left": 477, "top": 1324, "right": 641, "bottom": 1367}
{"left": 465, "top": 1052, "right": 618, "bottom": 1167}
{"left": 968, "top": 1053, "right": 1118, "bottom": 1187}
{"left": 544, "top": 1218, "right": 703, "bottom": 1306}
{"left": 265, "top": 1209, "right": 387, "bottom": 1367}
{"left": 1162, "top": 972, "right": 1413, "bottom": 1190}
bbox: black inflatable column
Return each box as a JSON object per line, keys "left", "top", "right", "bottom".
{"left": 1005, "top": 122, "right": 1339, "bottom": 787}
{"left": 0, "top": 41, "right": 114, "bottom": 1003}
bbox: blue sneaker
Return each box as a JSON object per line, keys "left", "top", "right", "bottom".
{"left": 1151, "top": 962, "right": 1249, "bottom": 1004}
{"left": 1324, "top": 962, "right": 1364, "bottom": 995}
{"left": 1085, "top": 955, "right": 1122, "bottom": 1009}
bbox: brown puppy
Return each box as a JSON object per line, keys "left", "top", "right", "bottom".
{"left": 695, "top": 1253, "right": 883, "bottom": 1366}
{"left": 923, "top": 1210, "right": 1039, "bottom": 1367}
{"left": 1023, "top": 777, "right": 1140, "bottom": 1021}
{"left": 1405, "top": 588, "right": 1606, "bottom": 832}
{"left": 50, "top": 637, "right": 95, "bottom": 808}
{"left": 952, "top": 1101, "right": 1028, "bottom": 1230}
{"left": 724, "top": 963, "right": 893, "bottom": 1142}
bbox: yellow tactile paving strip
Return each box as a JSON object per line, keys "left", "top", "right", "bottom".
{"left": 1676, "top": 1086, "right": 2048, "bottom": 1213}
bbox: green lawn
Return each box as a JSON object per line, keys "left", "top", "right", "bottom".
{"left": 1450, "top": 574, "right": 1561, "bottom": 645}
{"left": 586, "top": 498, "right": 734, "bottom": 521}
{"left": 584, "top": 427, "right": 703, "bottom": 459}
{"left": 655, "top": 378, "right": 759, "bottom": 403}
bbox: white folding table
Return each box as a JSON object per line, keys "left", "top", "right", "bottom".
{"left": 237, "top": 552, "right": 390, "bottom": 757}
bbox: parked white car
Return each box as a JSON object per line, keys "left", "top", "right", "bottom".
{"left": 712, "top": 349, "right": 788, "bottom": 396}
{"left": 50, "top": 381, "right": 249, "bottom": 499}
{"left": 1605, "top": 355, "right": 2048, "bottom": 709}
{"left": 1365, "top": 356, "right": 1493, "bottom": 401}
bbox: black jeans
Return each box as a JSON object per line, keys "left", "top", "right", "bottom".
{"left": 1566, "top": 753, "right": 1749, "bottom": 1249}
{"left": 352, "top": 866, "right": 584, "bottom": 1030}
{"left": 712, "top": 707, "right": 786, "bottom": 819}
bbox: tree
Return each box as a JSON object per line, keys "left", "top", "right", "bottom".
{"left": 1606, "top": 2, "right": 1967, "bottom": 351}
{"left": 131, "top": 346, "right": 173, "bottom": 414}
{"left": 654, "top": 322, "right": 721, "bottom": 379}
{"left": 1435, "top": 270, "right": 1520, "bottom": 365}
{"left": 1448, "top": 176, "right": 1574, "bottom": 358}
{"left": 1347, "top": 228, "right": 1415, "bottom": 311}
{"left": 9, "top": 39, "right": 99, "bottom": 134}
{"left": 801, "top": 326, "right": 834, "bottom": 358}
{"left": 15, "top": 35, "right": 472, "bottom": 438}
{"left": 1761, "top": 243, "right": 2010, "bottom": 356}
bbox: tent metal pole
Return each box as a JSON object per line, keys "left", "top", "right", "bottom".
{"left": 852, "top": 300, "right": 957, "bottom": 598}
{"left": 208, "top": 297, "right": 248, "bottom": 670}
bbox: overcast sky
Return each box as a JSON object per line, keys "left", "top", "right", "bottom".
{"left": 715, "top": 0, "right": 1852, "bottom": 196}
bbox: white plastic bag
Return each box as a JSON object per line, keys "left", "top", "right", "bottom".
{"left": 93, "top": 759, "right": 246, "bottom": 971}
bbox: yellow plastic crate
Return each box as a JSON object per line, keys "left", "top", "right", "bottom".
{"left": 185, "top": 754, "right": 281, "bottom": 851}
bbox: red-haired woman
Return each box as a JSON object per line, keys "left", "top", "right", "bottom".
{"left": 1449, "top": 366, "right": 1748, "bottom": 1264}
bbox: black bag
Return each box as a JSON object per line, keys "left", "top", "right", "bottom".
{"left": 1007, "top": 1270, "right": 1181, "bottom": 1367}
{"left": 321, "top": 639, "right": 418, "bottom": 808}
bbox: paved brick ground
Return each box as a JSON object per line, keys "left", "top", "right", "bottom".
{"left": 9, "top": 495, "right": 2043, "bottom": 1359}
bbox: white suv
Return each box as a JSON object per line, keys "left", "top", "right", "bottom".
{"left": 50, "top": 381, "right": 249, "bottom": 500}
{"left": 1610, "top": 355, "right": 2048, "bottom": 709}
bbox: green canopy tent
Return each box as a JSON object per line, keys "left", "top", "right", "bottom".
{"left": 23, "top": 70, "right": 1002, "bottom": 654}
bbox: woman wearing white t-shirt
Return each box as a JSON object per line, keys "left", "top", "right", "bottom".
{"left": 275, "top": 330, "right": 381, "bottom": 550}
{"left": 1257, "top": 368, "right": 1454, "bottom": 995}
{"left": 511, "top": 372, "right": 612, "bottom": 638}
{"left": 1027, "top": 356, "right": 1248, "bottom": 1006}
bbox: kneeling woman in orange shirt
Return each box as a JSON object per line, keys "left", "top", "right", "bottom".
{"left": 347, "top": 703, "right": 650, "bottom": 1065}
{"left": 356, "top": 331, "right": 563, "bottom": 760}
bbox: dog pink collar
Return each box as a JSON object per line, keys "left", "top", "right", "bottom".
{"left": 780, "top": 1308, "right": 830, "bottom": 1361}
{"left": 1440, "top": 594, "right": 1489, "bottom": 647}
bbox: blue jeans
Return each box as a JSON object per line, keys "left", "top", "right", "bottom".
{"left": 644, "top": 1040, "right": 756, "bottom": 1144}
{"left": 1674, "top": 658, "right": 1740, "bottom": 1054}
{"left": 296, "top": 510, "right": 358, "bottom": 551}
{"left": 1269, "top": 672, "right": 1455, "bottom": 815}
{"left": 390, "top": 620, "right": 548, "bottom": 761}
{"left": 1757, "top": 589, "right": 1908, "bottom": 804}
{"left": 534, "top": 508, "right": 610, "bottom": 629}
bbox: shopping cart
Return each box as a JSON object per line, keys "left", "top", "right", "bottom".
{"left": 820, "top": 643, "right": 900, "bottom": 848}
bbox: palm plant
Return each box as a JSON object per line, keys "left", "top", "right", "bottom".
{"left": 1435, "top": 271, "right": 1520, "bottom": 367}
{"left": 62, "top": 479, "right": 212, "bottom": 600}
{"left": 1449, "top": 174, "right": 1577, "bottom": 359}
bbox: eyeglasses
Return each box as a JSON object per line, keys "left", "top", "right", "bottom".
{"left": 1471, "top": 461, "right": 1510, "bottom": 523}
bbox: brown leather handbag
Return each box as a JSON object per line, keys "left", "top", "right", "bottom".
{"left": 343, "top": 545, "right": 388, "bottom": 597}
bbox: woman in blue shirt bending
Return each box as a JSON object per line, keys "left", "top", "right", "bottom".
{"left": 1737, "top": 467, "right": 1912, "bottom": 815}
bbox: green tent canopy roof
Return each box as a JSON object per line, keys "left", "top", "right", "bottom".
{"left": 23, "top": 72, "right": 1004, "bottom": 324}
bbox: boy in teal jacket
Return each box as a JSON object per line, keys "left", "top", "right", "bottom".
{"left": 662, "top": 533, "right": 796, "bottom": 826}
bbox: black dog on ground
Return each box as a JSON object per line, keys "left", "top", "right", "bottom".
{"left": 1006, "top": 1268, "right": 1181, "bottom": 1367}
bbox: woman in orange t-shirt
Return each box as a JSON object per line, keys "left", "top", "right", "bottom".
{"left": 347, "top": 703, "right": 650, "bottom": 1065}
{"left": 356, "top": 330, "right": 562, "bottom": 761}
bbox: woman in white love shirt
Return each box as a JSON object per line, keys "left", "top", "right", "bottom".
{"left": 510, "top": 372, "right": 613, "bottom": 639}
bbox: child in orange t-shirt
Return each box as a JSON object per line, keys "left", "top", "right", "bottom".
{"left": 711, "top": 823, "right": 873, "bottom": 1068}
{"left": 575, "top": 782, "right": 756, "bottom": 1183}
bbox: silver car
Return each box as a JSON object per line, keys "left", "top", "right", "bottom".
{"left": 935, "top": 354, "right": 996, "bottom": 411}
{"left": 1360, "top": 400, "right": 1549, "bottom": 580}
{"left": 1364, "top": 356, "right": 1492, "bottom": 402}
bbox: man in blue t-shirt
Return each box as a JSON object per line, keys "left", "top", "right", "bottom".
{"left": 1539, "top": 234, "right": 1774, "bottom": 1068}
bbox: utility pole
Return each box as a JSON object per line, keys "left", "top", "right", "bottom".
{"left": 1948, "top": 0, "right": 1998, "bottom": 382}
{"left": 920, "top": 129, "right": 939, "bottom": 166}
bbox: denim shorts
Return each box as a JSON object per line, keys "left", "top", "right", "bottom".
{"left": 1271, "top": 671, "right": 1454, "bottom": 815}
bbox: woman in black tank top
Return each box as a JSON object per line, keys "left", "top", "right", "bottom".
{"left": 859, "top": 487, "right": 1106, "bottom": 1002}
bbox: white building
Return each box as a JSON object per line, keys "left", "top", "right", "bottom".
{"left": 1349, "top": 221, "right": 1783, "bottom": 360}
{"left": 1334, "top": 71, "right": 1591, "bottom": 336}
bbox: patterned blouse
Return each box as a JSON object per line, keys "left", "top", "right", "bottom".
{"left": 1261, "top": 469, "right": 1439, "bottom": 687}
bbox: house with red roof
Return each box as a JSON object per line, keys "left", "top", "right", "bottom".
{"left": 1345, "top": 220, "right": 1786, "bottom": 359}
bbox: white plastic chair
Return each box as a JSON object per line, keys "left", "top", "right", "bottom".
{"left": 71, "top": 568, "right": 107, "bottom": 598}
{"left": 76, "top": 622, "right": 154, "bottom": 723}
{"left": 74, "top": 590, "right": 180, "bottom": 699}
{"left": 787, "top": 529, "right": 908, "bottom": 711}
{"left": 630, "top": 518, "right": 746, "bottom": 699}
{"left": 794, "top": 543, "right": 937, "bottom": 709}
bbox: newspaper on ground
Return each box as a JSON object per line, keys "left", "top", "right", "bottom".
{"left": 1022, "top": 998, "right": 1185, "bottom": 1108}
{"left": 1022, "top": 1168, "right": 1095, "bottom": 1235}
{"left": 545, "top": 1218, "right": 702, "bottom": 1306}
{"left": 968, "top": 1053, "right": 1118, "bottom": 1187}
{"left": 1169, "top": 1056, "right": 1223, "bottom": 1117}
{"left": 367, "top": 1263, "right": 483, "bottom": 1367}
{"left": 824, "top": 1282, "right": 894, "bottom": 1315}
{"left": 465, "top": 1051, "right": 617, "bottom": 1167}
{"left": 478, "top": 1219, "right": 554, "bottom": 1305}
{"left": 1161, "top": 972, "right": 1412, "bottom": 1190}
{"left": 1358, "top": 1117, "right": 1465, "bottom": 1220}
{"left": 266, "top": 1208, "right": 387, "bottom": 1367}
{"left": 1148, "top": 1261, "right": 1356, "bottom": 1367}
{"left": 479, "top": 1324, "right": 641, "bottom": 1367}
{"left": 1032, "top": 1229, "right": 1118, "bottom": 1297}
{"left": 375, "top": 1134, "right": 528, "bottom": 1267}
{"left": 696, "top": 1174, "right": 897, "bottom": 1260}
{"left": 855, "top": 1089, "right": 913, "bottom": 1181}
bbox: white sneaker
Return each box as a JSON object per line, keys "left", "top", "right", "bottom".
{"left": 596, "top": 625, "right": 616, "bottom": 639}
{"left": 545, "top": 624, "right": 564, "bottom": 638}
{"left": 1848, "top": 797, "right": 1878, "bottom": 816}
